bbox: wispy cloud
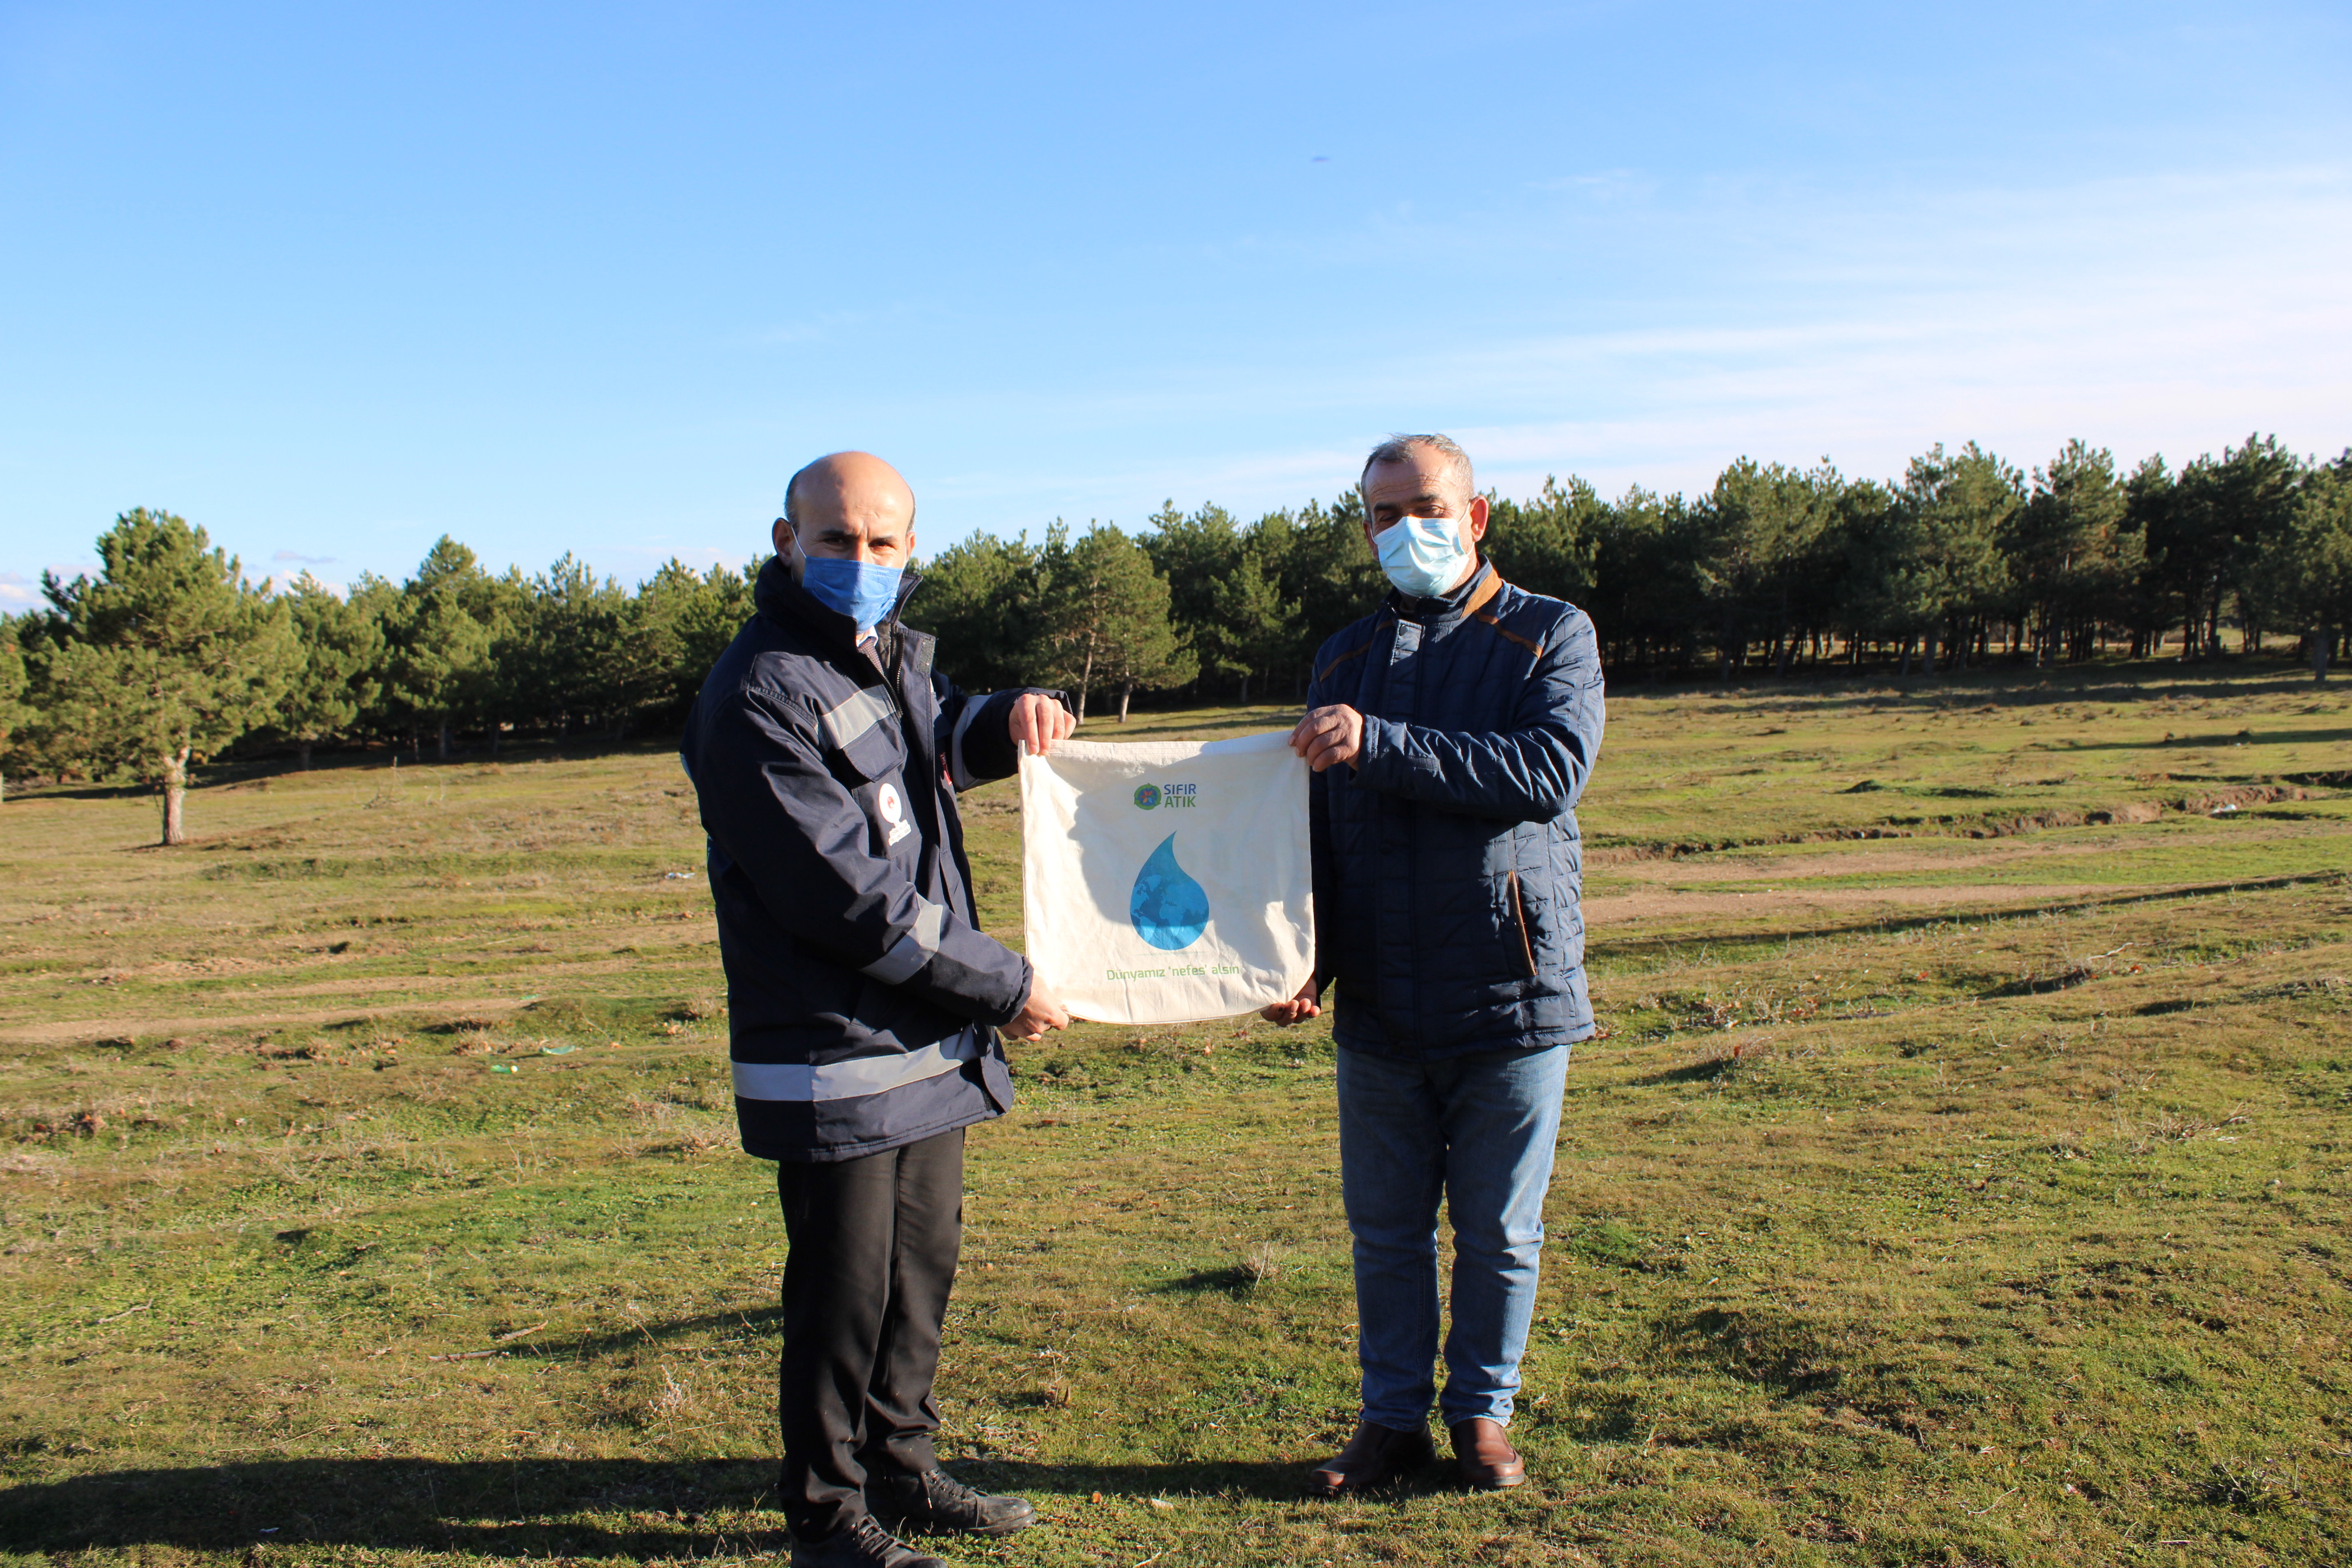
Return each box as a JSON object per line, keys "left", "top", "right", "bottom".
{"left": 273, "top": 548, "right": 337, "bottom": 565}
{"left": 914, "top": 161, "right": 2352, "bottom": 533}
{"left": 0, "top": 570, "right": 37, "bottom": 607}
{"left": 746, "top": 301, "right": 932, "bottom": 349}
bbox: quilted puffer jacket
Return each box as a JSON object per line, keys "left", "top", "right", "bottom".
{"left": 680, "top": 556, "right": 1059, "bottom": 1161}
{"left": 1306, "top": 560, "right": 1606, "bottom": 1059}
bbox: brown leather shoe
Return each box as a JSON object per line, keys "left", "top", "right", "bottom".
{"left": 1305, "top": 1420, "right": 1436, "bottom": 1497}
{"left": 1449, "top": 1417, "right": 1525, "bottom": 1489}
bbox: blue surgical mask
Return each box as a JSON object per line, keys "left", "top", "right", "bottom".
{"left": 799, "top": 556, "right": 905, "bottom": 633}
{"left": 1371, "top": 517, "right": 1472, "bottom": 599}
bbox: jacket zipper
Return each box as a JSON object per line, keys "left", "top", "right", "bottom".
{"left": 1507, "top": 871, "right": 1538, "bottom": 978}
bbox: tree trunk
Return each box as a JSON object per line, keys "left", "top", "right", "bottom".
{"left": 1921, "top": 631, "right": 1938, "bottom": 675}
{"left": 2315, "top": 625, "right": 2333, "bottom": 684}
{"left": 1900, "top": 639, "right": 1913, "bottom": 678}
{"left": 1237, "top": 671, "right": 1250, "bottom": 705}
{"left": 1075, "top": 632, "right": 1096, "bottom": 721}
{"left": 437, "top": 720, "right": 452, "bottom": 761}
{"left": 489, "top": 724, "right": 501, "bottom": 757}
{"left": 1118, "top": 681, "right": 1134, "bottom": 723}
{"left": 160, "top": 746, "right": 191, "bottom": 847}
{"left": 299, "top": 739, "right": 314, "bottom": 770}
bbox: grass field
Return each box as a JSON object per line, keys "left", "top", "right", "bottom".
{"left": 3, "top": 660, "right": 2348, "bottom": 1567}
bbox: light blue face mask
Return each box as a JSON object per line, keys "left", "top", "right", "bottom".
{"left": 799, "top": 556, "right": 905, "bottom": 633}
{"left": 1371, "top": 516, "right": 1473, "bottom": 599}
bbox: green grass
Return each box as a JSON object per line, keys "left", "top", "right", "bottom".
{"left": 3, "top": 659, "right": 2350, "bottom": 1566}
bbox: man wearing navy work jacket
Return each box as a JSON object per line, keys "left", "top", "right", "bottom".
{"left": 681, "top": 452, "right": 1076, "bottom": 1568}
{"left": 1265, "top": 433, "right": 1605, "bottom": 1496}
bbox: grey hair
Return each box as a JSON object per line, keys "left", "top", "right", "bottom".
{"left": 1361, "top": 432, "right": 1475, "bottom": 496}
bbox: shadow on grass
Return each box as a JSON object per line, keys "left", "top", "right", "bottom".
{"left": 0, "top": 1455, "right": 1327, "bottom": 1554}
{"left": 1150, "top": 1262, "right": 1271, "bottom": 1297}
{"left": 1629, "top": 1057, "right": 1732, "bottom": 1086}
{"left": 0, "top": 1457, "right": 772, "bottom": 1555}
{"left": 2071, "top": 724, "right": 2352, "bottom": 752}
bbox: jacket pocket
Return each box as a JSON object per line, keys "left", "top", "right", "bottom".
{"left": 834, "top": 718, "right": 905, "bottom": 782}
{"left": 1506, "top": 871, "right": 1538, "bottom": 979}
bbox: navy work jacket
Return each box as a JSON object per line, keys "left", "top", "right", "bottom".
{"left": 681, "top": 556, "right": 1050, "bottom": 1161}
{"left": 1306, "top": 561, "right": 1607, "bottom": 1059}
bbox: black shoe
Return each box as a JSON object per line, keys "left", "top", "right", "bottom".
{"left": 788, "top": 1514, "right": 946, "bottom": 1568}
{"left": 868, "top": 1467, "right": 1038, "bottom": 1537}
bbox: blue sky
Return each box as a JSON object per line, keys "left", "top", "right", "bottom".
{"left": 4, "top": 1, "right": 2347, "bottom": 603}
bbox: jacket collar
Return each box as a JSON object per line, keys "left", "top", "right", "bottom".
{"left": 754, "top": 553, "right": 925, "bottom": 651}
{"left": 1391, "top": 558, "right": 1500, "bottom": 624}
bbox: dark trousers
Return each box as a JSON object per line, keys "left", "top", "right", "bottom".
{"left": 775, "top": 1127, "right": 965, "bottom": 1541}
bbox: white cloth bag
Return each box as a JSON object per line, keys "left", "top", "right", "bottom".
{"left": 1018, "top": 731, "right": 1314, "bottom": 1024}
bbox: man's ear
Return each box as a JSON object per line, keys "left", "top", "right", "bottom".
{"left": 772, "top": 518, "right": 808, "bottom": 582}
{"left": 1467, "top": 494, "right": 1491, "bottom": 544}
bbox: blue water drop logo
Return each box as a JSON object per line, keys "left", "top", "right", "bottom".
{"left": 1129, "top": 832, "right": 1210, "bottom": 950}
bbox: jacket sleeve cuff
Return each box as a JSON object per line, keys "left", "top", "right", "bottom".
{"left": 981, "top": 955, "right": 1034, "bottom": 1028}
{"left": 1352, "top": 714, "right": 1405, "bottom": 785}
{"left": 953, "top": 688, "right": 1070, "bottom": 786}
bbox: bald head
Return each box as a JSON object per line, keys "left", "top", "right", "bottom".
{"left": 775, "top": 451, "right": 917, "bottom": 571}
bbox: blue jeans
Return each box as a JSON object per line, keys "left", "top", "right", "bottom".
{"left": 1336, "top": 1042, "right": 1569, "bottom": 1429}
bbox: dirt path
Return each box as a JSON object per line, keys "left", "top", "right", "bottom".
{"left": 1586, "top": 881, "right": 2116, "bottom": 923}
{"left": 0, "top": 994, "right": 543, "bottom": 1047}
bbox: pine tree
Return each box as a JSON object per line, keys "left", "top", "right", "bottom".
{"left": 1894, "top": 444, "right": 2020, "bottom": 671}
{"left": 904, "top": 533, "right": 1040, "bottom": 691}
{"left": 1203, "top": 549, "right": 1298, "bottom": 704}
{"left": 36, "top": 509, "right": 298, "bottom": 844}
{"left": 2250, "top": 467, "right": 2352, "bottom": 681}
{"left": 636, "top": 557, "right": 759, "bottom": 714}
{"left": 1484, "top": 475, "right": 1603, "bottom": 606}
{"left": 374, "top": 538, "right": 501, "bottom": 759}
{"left": 0, "top": 619, "right": 26, "bottom": 803}
{"left": 1035, "top": 524, "right": 1197, "bottom": 721}
{"left": 277, "top": 573, "right": 386, "bottom": 767}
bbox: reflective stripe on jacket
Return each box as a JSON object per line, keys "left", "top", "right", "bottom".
{"left": 681, "top": 556, "right": 1052, "bottom": 1161}
{"left": 1307, "top": 561, "right": 1606, "bottom": 1059}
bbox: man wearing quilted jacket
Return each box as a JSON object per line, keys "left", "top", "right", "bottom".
{"left": 1265, "top": 433, "right": 1606, "bottom": 1494}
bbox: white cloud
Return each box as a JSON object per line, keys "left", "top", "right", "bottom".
{"left": 1451, "top": 168, "right": 2352, "bottom": 496}
{"left": 924, "top": 161, "right": 2352, "bottom": 528}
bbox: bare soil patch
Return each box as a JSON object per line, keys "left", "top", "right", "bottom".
{"left": 1587, "top": 881, "right": 2114, "bottom": 923}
